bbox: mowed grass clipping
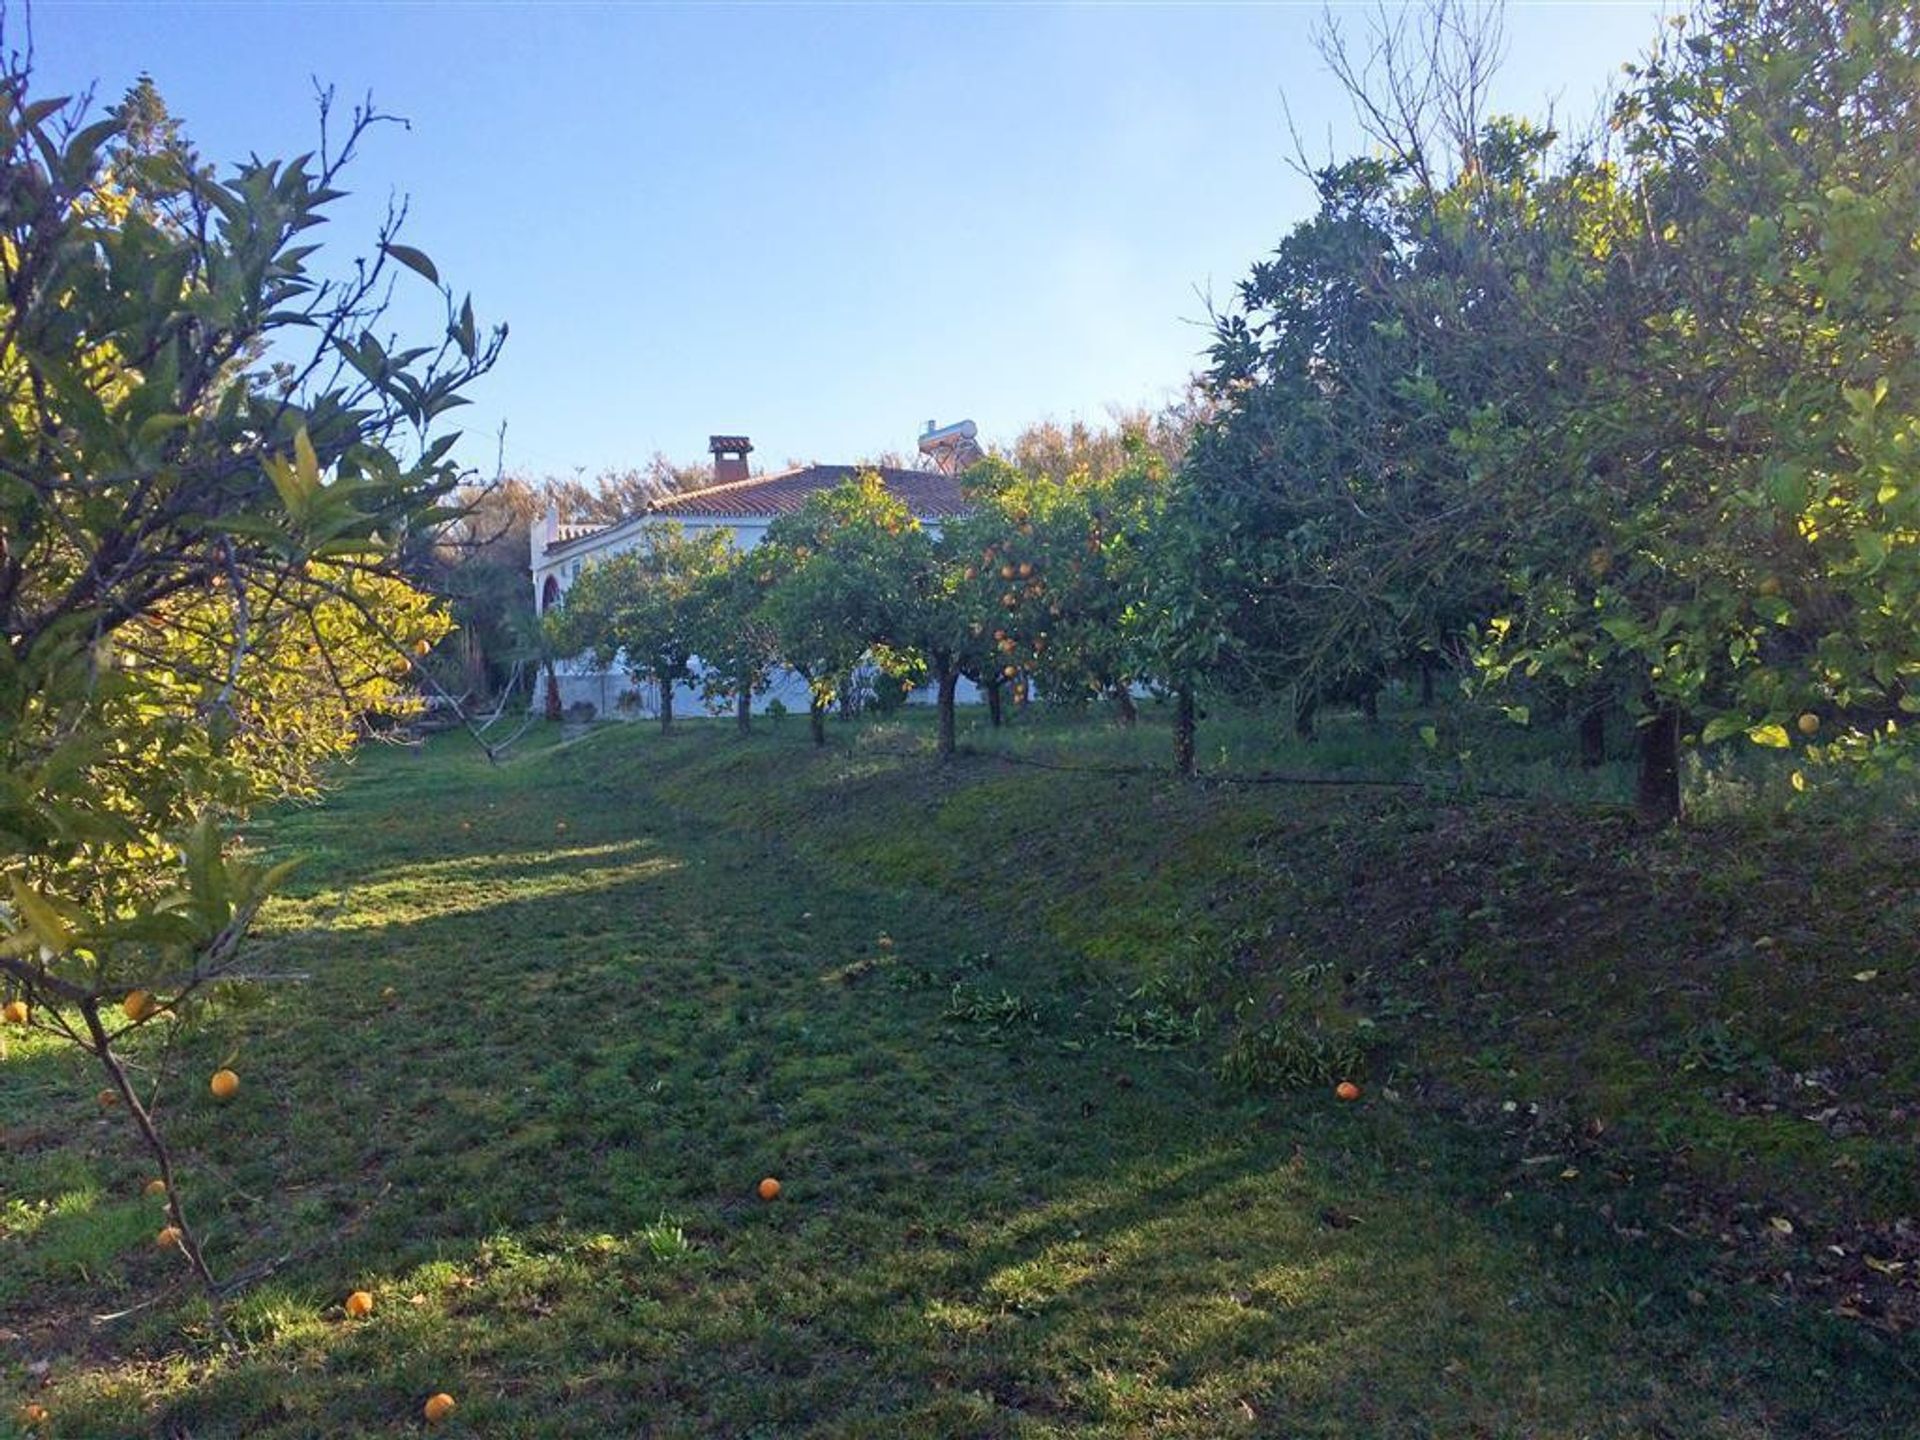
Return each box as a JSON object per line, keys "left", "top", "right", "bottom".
{"left": 2, "top": 711, "right": 1915, "bottom": 1437}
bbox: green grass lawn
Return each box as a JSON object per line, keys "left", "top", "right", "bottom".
{"left": 3, "top": 706, "right": 1916, "bottom": 1436}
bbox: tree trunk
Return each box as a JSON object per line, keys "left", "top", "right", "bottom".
{"left": 1112, "top": 685, "right": 1137, "bottom": 727}
{"left": 1420, "top": 656, "right": 1435, "bottom": 708}
{"left": 736, "top": 687, "right": 751, "bottom": 735}
{"left": 1360, "top": 684, "right": 1380, "bottom": 724}
{"left": 1173, "top": 684, "right": 1196, "bottom": 777}
{"left": 1579, "top": 701, "right": 1606, "bottom": 768}
{"left": 1294, "top": 690, "right": 1318, "bottom": 742}
{"left": 1635, "top": 704, "right": 1681, "bottom": 826}
{"left": 658, "top": 676, "right": 674, "bottom": 734}
{"left": 986, "top": 680, "right": 1003, "bottom": 728}
{"left": 936, "top": 665, "right": 959, "bottom": 760}
{"left": 543, "top": 662, "right": 563, "bottom": 721}
{"left": 809, "top": 696, "right": 827, "bottom": 747}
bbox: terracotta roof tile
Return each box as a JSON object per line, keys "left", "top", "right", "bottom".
{"left": 645, "top": 465, "right": 968, "bottom": 520}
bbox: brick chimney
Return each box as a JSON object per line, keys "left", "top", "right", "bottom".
{"left": 709, "top": 435, "right": 752, "bottom": 484}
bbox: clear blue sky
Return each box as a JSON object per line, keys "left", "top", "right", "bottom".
{"left": 34, "top": 1, "right": 1665, "bottom": 480}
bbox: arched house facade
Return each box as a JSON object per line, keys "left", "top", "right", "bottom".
{"left": 532, "top": 435, "right": 980, "bottom": 720}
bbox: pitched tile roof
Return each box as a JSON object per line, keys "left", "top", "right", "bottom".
{"left": 644, "top": 465, "right": 969, "bottom": 521}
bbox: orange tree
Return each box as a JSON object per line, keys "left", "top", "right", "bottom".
{"left": 955, "top": 448, "right": 1168, "bottom": 729}
{"left": 1471, "top": 0, "right": 1920, "bottom": 820}
{"left": 545, "top": 524, "right": 735, "bottom": 733}
{"left": 686, "top": 544, "right": 784, "bottom": 733}
{"left": 755, "top": 474, "right": 928, "bottom": 746}
{"left": 0, "top": 65, "right": 498, "bottom": 1319}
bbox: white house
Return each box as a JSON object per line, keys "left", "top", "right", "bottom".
{"left": 532, "top": 430, "right": 983, "bottom": 719}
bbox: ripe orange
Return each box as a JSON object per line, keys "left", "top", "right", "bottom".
{"left": 999, "top": 564, "right": 1015, "bottom": 580}
{"left": 423, "top": 1392, "right": 457, "bottom": 1424}
{"left": 209, "top": 1068, "right": 240, "bottom": 1100}
{"left": 1003, "top": 665, "right": 1017, "bottom": 678}
{"left": 19, "top": 1402, "right": 47, "bottom": 1426}
{"left": 122, "top": 989, "right": 156, "bottom": 1023}
{"left": 381, "top": 985, "right": 399, "bottom": 1002}
{"left": 1797, "top": 712, "right": 1820, "bottom": 736}
{"left": 98, "top": 1087, "right": 119, "bottom": 1108}
{"left": 757, "top": 1177, "right": 782, "bottom": 1201}
{"left": 412, "top": 638, "right": 433, "bottom": 657}
{"left": 877, "top": 935, "right": 894, "bottom": 951}
{"left": 144, "top": 1178, "right": 168, "bottom": 1198}
{"left": 156, "top": 1225, "right": 182, "bottom": 1250}
{"left": 1019, "top": 562, "right": 1033, "bottom": 578}
{"left": 2, "top": 999, "right": 26, "bottom": 1025}
{"left": 1335, "top": 1081, "right": 1362, "bottom": 1102}
{"left": 344, "top": 1289, "right": 375, "bottom": 1318}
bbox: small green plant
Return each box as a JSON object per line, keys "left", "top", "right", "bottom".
{"left": 942, "top": 982, "right": 1041, "bottom": 1042}
{"left": 1108, "top": 978, "right": 1205, "bottom": 1050}
{"left": 639, "top": 1215, "right": 694, "bottom": 1264}
{"left": 1666, "top": 1019, "right": 1767, "bottom": 1077}
{"left": 1218, "top": 1012, "right": 1371, "bottom": 1091}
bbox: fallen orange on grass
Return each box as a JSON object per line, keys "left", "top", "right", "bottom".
{"left": 155, "top": 1225, "right": 182, "bottom": 1250}
{"left": 19, "top": 1402, "right": 47, "bottom": 1426}
{"left": 1335, "top": 1081, "right": 1362, "bottom": 1102}
{"left": 344, "top": 1290, "right": 375, "bottom": 1318}
{"left": 423, "top": 1392, "right": 457, "bottom": 1424}
{"left": 209, "top": 1068, "right": 240, "bottom": 1100}
{"left": 97, "top": 1087, "right": 119, "bottom": 1108}
{"left": 2, "top": 999, "right": 26, "bottom": 1025}
{"left": 122, "top": 989, "right": 157, "bottom": 1022}
{"left": 757, "top": 1177, "right": 782, "bottom": 1201}
{"left": 143, "top": 1178, "right": 167, "bottom": 1198}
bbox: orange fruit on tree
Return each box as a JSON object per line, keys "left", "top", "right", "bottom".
{"left": 122, "top": 989, "right": 157, "bottom": 1023}
{"left": 1797, "top": 712, "right": 1820, "bottom": 736}
{"left": 1335, "top": 1081, "right": 1362, "bottom": 1102}
{"left": 344, "top": 1289, "right": 375, "bottom": 1318}
{"left": 155, "top": 1225, "right": 182, "bottom": 1250}
{"left": 423, "top": 1392, "right": 457, "bottom": 1424}
{"left": 209, "top": 1068, "right": 240, "bottom": 1100}
{"left": 2, "top": 999, "right": 26, "bottom": 1024}
{"left": 412, "top": 638, "right": 433, "bottom": 656}
{"left": 757, "top": 1177, "right": 782, "bottom": 1201}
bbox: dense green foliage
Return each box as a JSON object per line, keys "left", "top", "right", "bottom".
{"left": 0, "top": 64, "right": 497, "bottom": 1300}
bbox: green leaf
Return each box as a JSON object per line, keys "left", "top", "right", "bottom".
{"left": 383, "top": 243, "right": 440, "bottom": 286}
{"left": 8, "top": 875, "right": 74, "bottom": 955}
{"left": 1701, "top": 715, "right": 1748, "bottom": 745}
{"left": 1854, "top": 531, "right": 1889, "bottom": 573}
{"left": 1746, "top": 723, "right": 1792, "bottom": 749}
